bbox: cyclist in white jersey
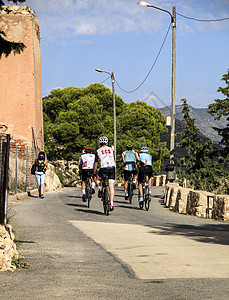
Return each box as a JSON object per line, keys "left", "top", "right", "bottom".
{"left": 93, "top": 136, "right": 115, "bottom": 211}
{"left": 138, "top": 147, "right": 153, "bottom": 202}
{"left": 79, "top": 147, "right": 96, "bottom": 202}
{"left": 121, "top": 145, "right": 139, "bottom": 199}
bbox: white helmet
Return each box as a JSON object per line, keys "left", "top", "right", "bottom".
{"left": 99, "top": 136, "right": 108, "bottom": 144}
{"left": 141, "top": 147, "right": 148, "bottom": 153}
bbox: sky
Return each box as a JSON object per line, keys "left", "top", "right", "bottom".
{"left": 18, "top": 0, "right": 229, "bottom": 108}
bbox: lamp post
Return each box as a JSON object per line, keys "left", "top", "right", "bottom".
{"left": 137, "top": 1, "right": 176, "bottom": 165}
{"left": 95, "top": 68, "right": 116, "bottom": 161}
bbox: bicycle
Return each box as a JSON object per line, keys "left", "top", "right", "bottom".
{"left": 101, "top": 174, "right": 111, "bottom": 216}
{"left": 139, "top": 173, "right": 151, "bottom": 211}
{"left": 85, "top": 175, "right": 92, "bottom": 208}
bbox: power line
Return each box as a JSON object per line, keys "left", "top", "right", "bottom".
{"left": 176, "top": 12, "right": 229, "bottom": 22}
{"left": 99, "top": 76, "right": 110, "bottom": 84}
{"left": 115, "top": 22, "right": 171, "bottom": 94}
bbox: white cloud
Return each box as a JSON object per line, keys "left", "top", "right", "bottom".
{"left": 20, "top": 0, "right": 229, "bottom": 42}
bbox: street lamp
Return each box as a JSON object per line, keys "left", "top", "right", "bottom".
{"left": 95, "top": 68, "right": 116, "bottom": 162}
{"left": 137, "top": 1, "right": 176, "bottom": 165}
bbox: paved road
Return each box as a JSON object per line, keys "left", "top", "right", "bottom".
{"left": 1, "top": 186, "right": 229, "bottom": 299}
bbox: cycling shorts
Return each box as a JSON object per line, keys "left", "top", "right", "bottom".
{"left": 124, "top": 169, "right": 137, "bottom": 181}
{"left": 138, "top": 165, "right": 153, "bottom": 183}
{"left": 98, "top": 167, "right": 115, "bottom": 183}
{"left": 81, "top": 169, "right": 94, "bottom": 182}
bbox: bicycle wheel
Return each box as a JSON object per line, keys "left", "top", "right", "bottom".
{"left": 86, "top": 183, "right": 92, "bottom": 208}
{"left": 103, "top": 188, "right": 110, "bottom": 216}
{"left": 128, "top": 182, "right": 133, "bottom": 204}
{"left": 145, "top": 186, "right": 150, "bottom": 211}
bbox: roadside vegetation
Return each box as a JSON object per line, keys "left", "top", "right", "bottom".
{"left": 176, "top": 70, "right": 229, "bottom": 194}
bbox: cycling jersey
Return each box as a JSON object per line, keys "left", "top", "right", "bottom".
{"left": 95, "top": 146, "right": 116, "bottom": 168}
{"left": 123, "top": 150, "right": 136, "bottom": 171}
{"left": 139, "top": 153, "right": 152, "bottom": 166}
{"left": 79, "top": 153, "right": 95, "bottom": 169}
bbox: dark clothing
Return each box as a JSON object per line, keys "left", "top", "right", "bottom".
{"left": 81, "top": 169, "right": 94, "bottom": 182}
{"left": 98, "top": 167, "right": 115, "bottom": 181}
{"left": 138, "top": 165, "right": 152, "bottom": 183}
{"left": 124, "top": 169, "right": 137, "bottom": 181}
{"left": 35, "top": 159, "right": 46, "bottom": 173}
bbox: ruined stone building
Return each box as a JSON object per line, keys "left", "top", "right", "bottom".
{"left": 0, "top": 5, "right": 43, "bottom": 150}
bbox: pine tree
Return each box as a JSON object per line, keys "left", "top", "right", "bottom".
{"left": 208, "top": 69, "right": 229, "bottom": 161}
{"left": 207, "top": 69, "right": 229, "bottom": 194}
{"left": 176, "top": 98, "right": 224, "bottom": 192}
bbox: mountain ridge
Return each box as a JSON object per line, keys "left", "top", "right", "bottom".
{"left": 160, "top": 105, "right": 226, "bottom": 143}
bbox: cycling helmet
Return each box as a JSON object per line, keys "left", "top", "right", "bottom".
{"left": 126, "top": 144, "right": 133, "bottom": 150}
{"left": 82, "top": 149, "right": 86, "bottom": 154}
{"left": 85, "top": 147, "right": 92, "bottom": 153}
{"left": 99, "top": 136, "right": 108, "bottom": 144}
{"left": 141, "top": 147, "right": 148, "bottom": 153}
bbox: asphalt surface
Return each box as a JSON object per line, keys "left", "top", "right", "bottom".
{"left": 0, "top": 186, "right": 229, "bottom": 299}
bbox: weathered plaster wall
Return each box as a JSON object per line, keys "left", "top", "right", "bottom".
{"left": 0, "top": 6, "right": 43, "bottom": 149}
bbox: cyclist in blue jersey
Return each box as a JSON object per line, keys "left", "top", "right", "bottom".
{"left": 138, "top": 147, "right": 153, "bottom": 202}
{"left": 122, "top": 145, "right": 139, "bottom": 200}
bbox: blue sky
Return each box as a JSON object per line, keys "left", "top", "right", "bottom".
{"left": 20, "top": 0, "right": 229, "bottom": 108}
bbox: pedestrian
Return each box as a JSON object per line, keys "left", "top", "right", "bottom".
{"left": 30, "top": 151, "right": 48, "bottom": 198}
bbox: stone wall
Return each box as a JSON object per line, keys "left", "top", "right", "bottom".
{"left": 164, "top": 183, "right": 229, "bottom": 221}
{"left": 0, "top": 225, "right": 18, "bottom": 271}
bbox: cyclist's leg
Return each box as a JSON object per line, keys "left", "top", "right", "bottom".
{"left": 138, "top": 168, "right": 144, "bottom": 202}
{"left": 97, "top": 169, "right": 103, "bottom": 198}
{"left": 148, "top": 166, "right": 153, "bottom": 194}
{"left": 108, "top": 167, "right": 115, "bottom": 210}
{"left": 124, "top": 170, "right": 129, "bottom": 199}
{"left": 81, "top": 170, "right": 87, "bottom": 201}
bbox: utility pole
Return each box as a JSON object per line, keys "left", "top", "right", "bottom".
{"left": 111, "top": 72, "right": 116, "bottom": 162}
{"left": 170, "top": 5, "right": 176, "bottom": 165}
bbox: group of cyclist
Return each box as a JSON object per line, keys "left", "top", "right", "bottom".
{"left": 79, "top": 136, "right": 153, "bottom": 211}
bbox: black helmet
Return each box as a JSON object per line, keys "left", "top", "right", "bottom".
{"left": 126, "top": 144, "right": 133, "bottom": 150}
{"left": 85, "top": 147, "right": 92, "bottom": 153}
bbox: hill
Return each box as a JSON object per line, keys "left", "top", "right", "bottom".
{"left": 160, "top": 105, "right": 227, "bottom": 143}
{"left": 160, "top": 118, "right": 222, "bottom": 166}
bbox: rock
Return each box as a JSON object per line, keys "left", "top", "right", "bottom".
{"left": 0, "top": 225, "right": 18, "bottom": 272}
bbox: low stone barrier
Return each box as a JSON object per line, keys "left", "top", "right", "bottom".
{"left": 0, "top": 225, "right": 18, "bottom": 271}
{"left": 164, "top": 183, "right": 229, "bottom": 221}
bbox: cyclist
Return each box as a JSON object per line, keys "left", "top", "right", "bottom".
{"left": 138, "top": 147, "right": 153, "bottom": 202}
{"left": 93, "top": 136, "right": 115, "bottom": 211}
{"left": 121, "top": 145, "right": 139, "bottom": 200}
{"left": 79, "top": 147, "right": 96, "bottom": 202}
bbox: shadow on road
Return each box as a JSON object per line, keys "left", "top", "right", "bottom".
{"left": 66, "top": 203, "right": 86, "bottom": 208}
{"left": 15, "top": 240, "right": 35, "bottom": 244}
{"left": 146, "top": 223, "right": 229, "bottom": 246}
{"left": 67, "top": 195, "right": 82, "bottom": 199}
{"left": 73, "top": 208, "right": 105, "bottom": 215}
{"left": 116, "top": 204, "right": 140, "bottom": 211}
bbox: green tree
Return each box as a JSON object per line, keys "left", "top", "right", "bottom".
{"left": 43, "top": 84, "right": 169, "bottom": 177}
{"left": 117, "top": 101, "right": 169, "bottom": 175}
{"left": 208, "top": 69, "right": 229, "bottom": 160}
{"left": 176, "top": 98, "right": 225, "bottom": 193}
{"left": 0, "top": 1, "right": 26, "bottom": 58}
